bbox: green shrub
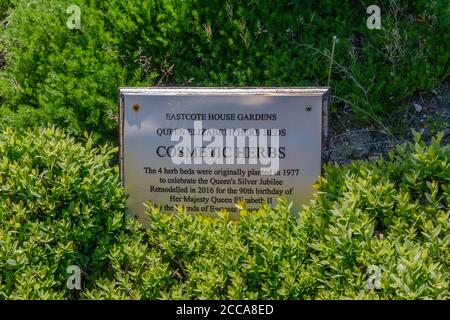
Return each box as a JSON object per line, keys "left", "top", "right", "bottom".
{"left": 300, "top": 132, "right": 450, "bottom": 299}
{"left": 0, "top": 0, "right": 13, "bottom": 21}
{"left": 82, "top": 202, "right": 316, "bottom": 300}
{"left": 1, "top": 0, "right": 448, "bottom": 138}
{"left": 0, "top": 126, "right": 130, "bottom": 298}
{"left": 0, "top": 127, "right": 448, "bottom": 299}
{"left": 143, "top": 203, "right": 315, "bottom": 299}
{"left": 0, "top": 0, "right": 130, "bottom": 141}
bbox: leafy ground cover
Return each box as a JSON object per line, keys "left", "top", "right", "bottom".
{"left": 0, "top": 127, "right": 448, "bottom": 299}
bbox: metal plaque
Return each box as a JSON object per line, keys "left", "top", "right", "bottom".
{"left": 120, "top": 88, "right": 329, "bottom": 225}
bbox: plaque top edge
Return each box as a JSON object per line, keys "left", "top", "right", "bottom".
{"left": 119, "top": 87, "right": 330, "bottom": 97}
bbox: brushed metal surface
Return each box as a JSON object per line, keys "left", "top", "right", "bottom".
{"left": 120, "top": 87, "right": 329, "bottom": 226}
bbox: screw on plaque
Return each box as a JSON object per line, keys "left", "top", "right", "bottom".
{"left": 306, "top": 105, "right": 312, "bottom": 111}
{"left": 132, "top": 104, "right": 140, "bottom": 112}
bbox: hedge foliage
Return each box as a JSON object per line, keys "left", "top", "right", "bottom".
{"left": 0, "top": 0, "right": 449, "bottom": 139}
{"left": 0, "top": 127, "right": 130, "bottom": 298}
{"left": 301, "top": 132, "right": 450, "bottom": 299}
{"left": 1, "top": 127, "right": 448, "bottom": 299}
